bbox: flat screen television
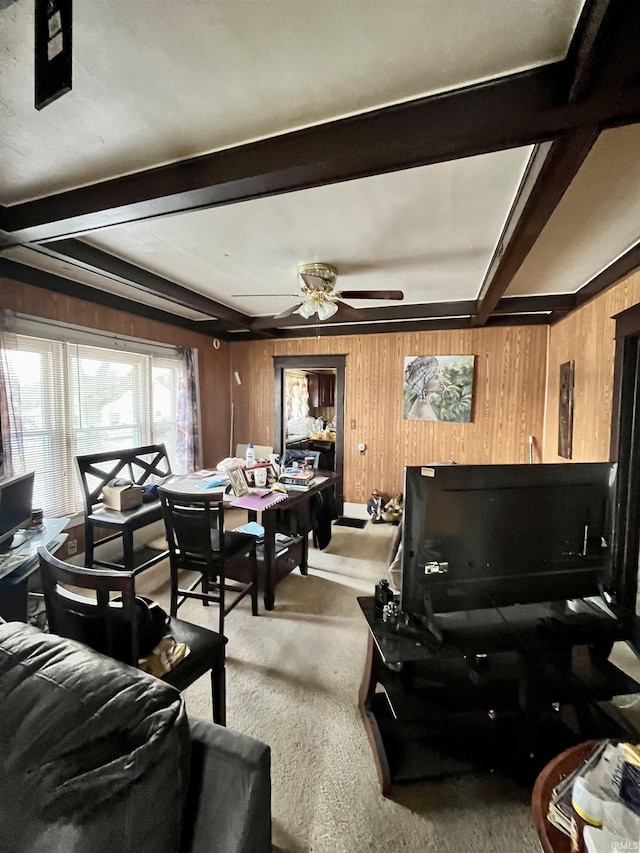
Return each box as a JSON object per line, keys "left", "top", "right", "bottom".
{"left": 401, "top": 463, "right": 616, "bottom": 622}
{"left": 0, "top": 471, "right": 35, "bottom": 552}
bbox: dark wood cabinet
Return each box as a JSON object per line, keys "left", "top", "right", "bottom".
{"left": 308, "top": 372, "right": 335, "bottom": 407}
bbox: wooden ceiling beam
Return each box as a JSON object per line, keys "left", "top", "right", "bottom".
{"left": 472, "top": 128, "right": 599, "bottom": 326}
{"left": 564, "top": 0, "right": 640, "bottom": 102}
{"left": 4, "top": 53, "right": 640, "bottom": 246}
{"left": 4, "top": 2, "right": 639, "bottom": 338}
{"left": 237, "top": 317, "right": 476, "bottom": 340}
{"left": 0, "top": 257, "right": 233, "bottom": 339}
{"left": 249, "top": 294, "right": 572, "bottom": 333}
{"left": 246, "top": 293, "right": 576, "bottom": 337}
{"left": 235, "top": 308, "right": 560, "bottom": 339}
{"left": 472, "top": 1, "right": 640, "bottom": 327}
{"left": 574, "top": 241, "right": 640, "bottom": 309}
{"left": 493, "top": 294, "right": 576, "bottom": 315}
{"left": 249, "top": 300, "right": 477, "bottom": 330}
{"left": 563, "top": 0, "right": 618, "bottom": 102}
{"left": 36, "top": 238, "right": 258, "bottom": 333}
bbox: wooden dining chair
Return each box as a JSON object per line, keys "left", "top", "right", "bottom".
{"left": 159, "top": 488, "right": 259, "bottom": 636}
{"left": 38, "top": 545, "right": 228, "bottom": 724}
{"left": 74, "top": 444, "right": 172, "bottom": 574}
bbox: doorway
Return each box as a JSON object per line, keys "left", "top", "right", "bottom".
{"left": 273, "top": 355, "right": 345, "bottom": 512}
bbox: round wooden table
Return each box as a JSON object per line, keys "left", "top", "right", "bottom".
{"left": 531, "top": 741, "right": 598, "bottom": 853}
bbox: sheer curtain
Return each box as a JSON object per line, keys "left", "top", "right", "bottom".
{"left": 285, "top": 372, "right": 309, "bottom": 422}
{"left": 175, "top": 347, "right": 199, "bottom": 473}
{"left": 0, "top": 310, "right": 24, "bottom": 478}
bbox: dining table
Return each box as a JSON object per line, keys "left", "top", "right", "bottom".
{"left": 163, "top": 469, "right": 340, "bottom": 610}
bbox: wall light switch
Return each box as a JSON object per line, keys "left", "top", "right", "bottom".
{"left": 350, "top": 419, "right": 356, "bottom": 429}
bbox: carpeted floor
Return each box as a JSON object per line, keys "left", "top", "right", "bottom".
{"left": 136, "top": 515, "right": 545, "bottom": 853}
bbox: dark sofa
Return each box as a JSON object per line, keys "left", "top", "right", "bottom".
{"left": 0, "top": 622, "right": 271, "bottom": 853}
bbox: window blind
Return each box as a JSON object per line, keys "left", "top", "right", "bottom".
{"left": 3, "top": 328, "right": 196, "bottom": 517}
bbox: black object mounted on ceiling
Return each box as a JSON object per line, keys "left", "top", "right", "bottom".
{"left": 34, "top": 0, "right": 72, "bottom": 110}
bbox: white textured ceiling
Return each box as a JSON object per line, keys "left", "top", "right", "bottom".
{"left": 510, "top": 124, "right": 640, "bottom": 296}
{"left": 4, "top": 0, "right": 640, "bottom": 329}
{"left": 0, "top": 0, "right": 583, "bottom": 203}
{"left": 82, "top": 147, "right": 533, "bottom": 317}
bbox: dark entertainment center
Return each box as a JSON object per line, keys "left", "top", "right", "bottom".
{"left": 358, "top": 463, "right": 640, "bottom": 794}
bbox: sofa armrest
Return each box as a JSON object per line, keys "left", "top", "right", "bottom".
{"left": 182, "top": 720, "right": 271, "bottom": 853}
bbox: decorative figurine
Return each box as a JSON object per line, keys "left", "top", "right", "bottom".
{"left": 383, "top": 493, "right": 404, "bottom": 525}
{"left": 366, "top": 489, "right": 386, "bottom": 524}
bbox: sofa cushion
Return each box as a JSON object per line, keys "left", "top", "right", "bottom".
{"left": 0, "top": 622, "right": 190, "bottom": 853}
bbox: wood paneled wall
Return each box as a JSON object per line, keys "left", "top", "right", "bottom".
{"left": 0, "top": 278, "right": 231, "bottom": 468}
{"left": 230, "top": 326, "right": 548, "bottom": 503}
{"left": 12, "top": 268, "right": 640, "bottom": 505}
{"left": 544, "top": 269, "right": 640, "bottom": 462}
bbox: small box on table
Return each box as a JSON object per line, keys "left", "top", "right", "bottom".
{"left": 102, "top": 482, "right": 144, "bottom": 511}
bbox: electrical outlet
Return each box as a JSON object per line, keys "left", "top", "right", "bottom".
{"left": 67, "top": 539, "right": 77, "bottom": 556}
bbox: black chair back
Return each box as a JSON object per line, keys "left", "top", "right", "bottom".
{"left": 159, "top": 487, "right": 259, "bottom": 634}
{"left": 73, "top": 444, "right": 172, "bottom": 575}
{"left": 75, "top": 443, "right": 172, "bottom": 514}
{"left": 160, "top": 491, "right": 225, "bottom": 572}
{"left": 38, "top": 544, "right": 229, "bottom": 724}
{"left": 38, "top": 546, "right": 139, "bottom": 664}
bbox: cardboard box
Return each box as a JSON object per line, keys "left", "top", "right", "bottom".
{"left": 102, "top": 481, "right": 144, "bottom": 511}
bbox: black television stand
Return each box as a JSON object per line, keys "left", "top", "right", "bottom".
{"left": 357, "top": 596, "right": 640, "bottom": 796}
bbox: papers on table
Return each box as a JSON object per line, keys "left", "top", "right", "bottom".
{"left": 234, "top": 521, "right": 265, "bottom": 540}
{"left": 196, "top": 476, "right": 228, "bottom": 490}
{"left": 161, "top": 471, "right": 229, "bottom": 496}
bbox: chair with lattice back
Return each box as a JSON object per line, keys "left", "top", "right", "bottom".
{"left": 74, "top": 444, "right": 171, "bottom": 574}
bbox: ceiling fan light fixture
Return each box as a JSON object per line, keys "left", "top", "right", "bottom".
{"left": 266, "top": 261, "right": 402, "bottom": 324}
{"left": 296, "top": 301, "right": 316, "bottom": 319}
{"left": 317, "top": 300, "right": 339, "bottom": 321}
{"left": 297, "top": 263, "right": 338, "bottom": 290}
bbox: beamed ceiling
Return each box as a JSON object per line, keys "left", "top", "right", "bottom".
{"left": 2, "top": 0, "right": 640, "bottom": 339}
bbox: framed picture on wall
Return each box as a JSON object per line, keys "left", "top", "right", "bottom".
{"left": 402, "top": 355, "right": 475, "bottom": 422}
{"left": 558, "top": 360, "right": 575, "bottom": 459}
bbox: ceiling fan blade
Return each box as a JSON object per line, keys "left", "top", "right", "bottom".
{"left": 299, "top": 273, "right": 327, "bottom": 291}
{"left": 273, "top": 303, "right": 303, "bottom": 320}
{"left": 339, "top": 290, "right": 404, "bottom": 300}
{"left": 335, "top": 300, "right": 365, "bottom": 321}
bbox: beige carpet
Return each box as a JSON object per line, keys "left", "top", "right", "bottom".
{"left": 137, "top": 515, "right": 541, "bottom": 853}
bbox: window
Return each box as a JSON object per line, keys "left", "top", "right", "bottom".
{"left": 2, "top": 320, "right": 197, "bottom": 517}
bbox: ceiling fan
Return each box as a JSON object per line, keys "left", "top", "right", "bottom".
{"left": 235, "top": 263, "right": 404, "bottom": 322}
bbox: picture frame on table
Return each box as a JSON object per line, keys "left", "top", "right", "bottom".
{"left": 244, "top": 464, "right": 277, "bottom": 487}
{"left": 228, "top": 465, "right": 250, "bottom": 497}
